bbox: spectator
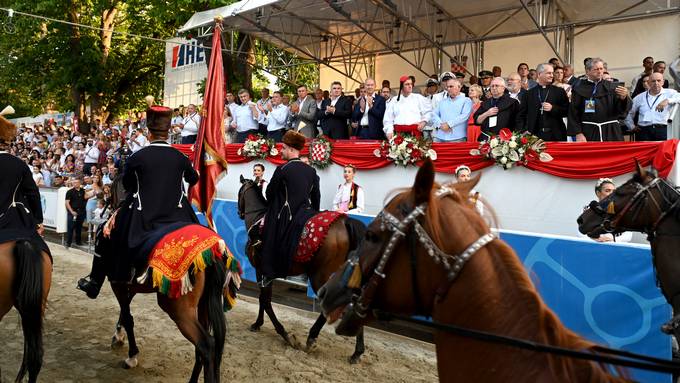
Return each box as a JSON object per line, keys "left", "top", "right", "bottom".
{"left": 568, "top": 57, "right": 631, "bottom": 142}
{"left": 467, "top": 84, "right": 484, "bottom": 142}
{"left": 232, "top": 89, "right": 260, "bottom": 143}
{"left": 631, "top": 56, "right": 655, "bottom": 91}
{"left": 90, "top": 198, "right": 109, "bottom": 227}
{"left": 333, "top": 164, "right": 364, "bottom": 214}
{"left": 492, "top": 66, "right": 502, "bottom": 77}
{"left": 478, "top": 70, "right": 493, "bottom": 100}
{"left": 65, "top": 177, "right": 87, "bottom": 248}
{"left": 590, "top": 178, "right": 632, "bottom": 243}
{"left": 520, "top": 63, "right": 570, "bottom": 141}
{"left": 625, "top": 72, "right": 680, "bottom": 141}
{"left": 262, "top": 91, "right": 289, "bottom": 142}
{"left": 256, "top": 88, "right": 271, "bottom": 135}
{"left": 383, "top": 75, "right": 432, "bottom": 139}
{"left": 179, "top": 104, "right": 200, "bottom": 144}
{"left": 101, "top": 166, "right": 112, "bottom": 185}
{"left": 473, "top": 77, "right": 521, "bottom": 139}
{"left": 552, "top": 66, "right": 572, "bottom": 99}
{"left": 381, "top": 86, "right": 393, "bottom": 103}
{"left": 431, "top": 78, "right": 472, "bottom": 143}
{"left": 52, "top": 174, "right": 65, "bottom": 188}
{"left": 351, "top": 78, "right": 386, "bottom": 140}
{"left": 454, "top": 72, "right": 469, "bottom": 95}
{"left": 506, "top": 73, "right": 528, "bottom": 104}
{"left": 517, "top": 63, "right": 537, "bottom": 90}
{"left": 128, "top": 128, "right": 148, "bottom": 153}
{"left": 320, "top": 81, "right": 352, "bottom": 139}
{"left": 289, "top": 85, "right": 318, "bottom": 138}
{"left": 454, "top": 165, "right": 483, "bottom": 216}
{"left": 548, "top": 57, "right": 561, "bottom": 68}
{"left": 31, "top": 164, "right": 45, "bottom": 186}
{"left": 653, "top": 61, "right": 672, "bottom": 89}
{"left": 253, "top": 163, "right": 267, "bottom": 196}
{"left": 314, "top": 88, "right": 325, "bottom": 135}
{"left": 83, "top": 138, "right": 99, "bottom": 175}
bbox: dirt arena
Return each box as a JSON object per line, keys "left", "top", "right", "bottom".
{"left": 0, "top": 243, "right": 437, "bottom": 382}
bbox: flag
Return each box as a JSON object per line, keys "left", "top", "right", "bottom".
{"left": 190, "top": 18, "right": 227, "bottom": 229}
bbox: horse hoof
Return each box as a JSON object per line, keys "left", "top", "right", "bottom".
{"left": 305, "top": 338, "right": 318, "bottom": 353}
{"left": 287, "top": 333, "right": 303, "bottom": 350}
{"left": 123, "top": 356, "right": 138, "bottom": 369}
{"left": 349, "top": 354, "right": 362, "bottom": 364}
{"left": 249, "top": 324, "right": 262, "bottom": 332}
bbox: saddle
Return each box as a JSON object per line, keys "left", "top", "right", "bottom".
{"left": 294, "top": 211, "right": 345, "bottom": 263}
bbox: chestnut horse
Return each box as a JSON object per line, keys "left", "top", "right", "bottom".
{"left": 578, "top": 163, "right": 680, "bottom": 346}
{"left": 237, "top": 176, "right": 366, "bottom": 363}
{"left": 0, "top": 240, "right": 52, "bottom": 383}
{"left": 319, "top": 160, "right": 629, "bottom": 382}
{"left": 100, "top": 175, "right": 227, "bottom": 383}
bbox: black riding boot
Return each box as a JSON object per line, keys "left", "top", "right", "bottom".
{"left": 77, "top": 255, "right": 106, "bottom": 299}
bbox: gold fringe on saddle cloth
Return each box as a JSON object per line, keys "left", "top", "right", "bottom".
{"left": 147, "top": 228, "right": 242, "bottom": 310}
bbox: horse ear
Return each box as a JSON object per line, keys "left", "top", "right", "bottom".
{"left": 240, "top": 174, "right": 245, "bottom": 184}
{"left": 413, "top": 159, "right": 435, "bottom": 205}
{"left": 635, "top": 159, "right": 647, "bottom": 179}
{"left": 455, "top": 172, "right": 481, "bottom": 197}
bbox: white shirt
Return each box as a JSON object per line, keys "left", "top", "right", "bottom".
{"left": 84, "top": 144, "right": 100, "bottom": 163}
{"left": 332, "top": 182, "right": 365, "bottom": 214}
{"left": 265, "top": 104, "right": 289, "bottom": 131}
{"left": 128, "top": 134, "right": 149, "bottom": 153}
{"left": 382, "top": 93, "right": 432, "bottom": 135}
{"left": 625, "top": 89, "right": 680, "bottom": 129}
{"left": 234, "top": 101, "right": 260, "bottom": 133}
{"left": 171, "top": 115, "right": 183, "bottom": 126}
{"left": 181, "top": 113, "right": 201, "bottom": 136}
{"left": 359, "top": 95, "right": 375, "bottom": 126}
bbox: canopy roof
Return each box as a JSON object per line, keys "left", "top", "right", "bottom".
{"left": 180, "top": 0, "right": 680, "bottom": 82}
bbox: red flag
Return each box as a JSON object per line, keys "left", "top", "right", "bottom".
{"left": 190, "top": 19, "right": 227, "bottom": 229}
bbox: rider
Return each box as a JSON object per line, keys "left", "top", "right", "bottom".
{"left": 0, "top": 114, "right": 48, "bottom": 253}
{"left": 260, "top": 130, "right": 320, "bottom": 286}
{"left": 78, "top": 98, "right": 200, "bottom": 298}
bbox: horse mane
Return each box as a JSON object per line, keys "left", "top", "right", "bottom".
{"left": 391, "top": 182, "right": 629, "bottom": 382}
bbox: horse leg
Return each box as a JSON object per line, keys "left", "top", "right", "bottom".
{"left": 305, "top": 313, "right": 326, "bottom": 351}
{"left": 260, "top": 283, "right": 298, "bottom": 348}
{"left": 111, "top": 285, "right": 139, "bottom": 369}
{"left": 349, "top": 326, "right": 366, "bottom": 364}
{"left": 188, "top": 294, "right": 210, "bottom": 383}
{"left": 111, "top": 316, "right": 127, "bottom": 349}
{"left": 250, "top": 271, "right": 265, "bottom": 332}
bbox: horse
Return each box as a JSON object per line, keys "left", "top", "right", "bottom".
{"left": 318, "top": 159, "right": 630, "bottom": 382}
{"left": 577, "top": 162, "right": 680, "bottom": 344}
{"left": 97, "top": 175, "right": 228, "bottom": 383}
{"left": 237, "top": 175, "right": 366, "bottom": 363}
{"left": 0, "top": 240, "right": 52, "bottom": 383}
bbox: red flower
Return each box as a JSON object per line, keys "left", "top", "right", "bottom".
{"left": 394, "top": 135, "right": 404, "bottom": 145}
{"left": 480, "top": 143, "right": 491, "bottom": 155}
{"left": 499, "top": 128, "right": 513, "bottom": 142}
{"left": 260, "top": 144, "right": 269, "bottom": 152}
{"left": 525, "top": 149, "right": 537, "bottom": 161}
{"left": 247, "top": 134, "right": 257, "bottom": 141}
{"left": 412, "top": 150, "right": 422, "bottom": 159}
{"left": 406, "top": 142, "right": 414, "bottom": 149}
{"left": 521, "top": 136, "right": 528, "bottom": 145}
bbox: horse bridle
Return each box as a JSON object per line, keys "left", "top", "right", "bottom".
{"left": 590, "top": 177, "right": 680, "bottom": 239}
{"left": 237, "top": 181, "right": 266, "bottom": 220}
{"left": 339, "top": 185, "right": 496, "bottom": 323}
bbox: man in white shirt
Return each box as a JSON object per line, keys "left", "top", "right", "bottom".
{"left": 256, "top": 88, "right": 271, "bottom": 135}
{"left": 263, "top": 91, "right": 289, "bottom": 142}
{"left": 625, "top": 72, "right": 680, "bottom": 141}
{"left": 179, "top": 104, "right": 200, "bottom": 144}
{"left": 231, "top": 89, "right": 260, "bottom": 143}
{"left": 382, "top": 75, "right": 432, "bottom": 139}
{"left": 128, "top": 128, "right": 149, "bottom": 153}
{"left": 83, "top": 139, "right": 100, "bottom": 176}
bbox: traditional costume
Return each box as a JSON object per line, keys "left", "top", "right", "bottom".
{"left": 332, "top": 181, "right": 364, "bottom": 214}
{"left": 260, "top": 130, "right": 320, "bottom": 281}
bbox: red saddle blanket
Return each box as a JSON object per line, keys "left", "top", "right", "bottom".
{"left": 148, "top": 224, "right": 241, "bottom": 304}
{"left": 294, "top": 211, "right": 345, "bottom": 263}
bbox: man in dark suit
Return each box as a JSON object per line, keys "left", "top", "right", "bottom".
{"left": 320, "top": 81, "right": 352, "bottom": 139}
{"left": 473, "top": 77, "right": 521, "bottom": 139}
{"left": 518, "top": 63, "right": 570, "bottom": 141}
{"left": 351, "top": 78, "right": 386, "bottom": 140}
{"left": 506, "top": 73, "right": 528, "bottom": 105}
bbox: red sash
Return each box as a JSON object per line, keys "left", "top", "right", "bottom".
{"left": 394, "top": 124, "right": 421, "bottom": 138}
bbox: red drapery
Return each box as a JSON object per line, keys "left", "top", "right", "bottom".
{"left": 174, "top": 139, "right": 678, "bottom": 180}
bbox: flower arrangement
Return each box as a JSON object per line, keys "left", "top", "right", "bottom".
{"left": 237, "top": 134, "right": 278, "bottom": 159}
{"left": 373, "top": 133, "right": 437, "bottom": 167}
{"left": 470, "top": 128, "right": 552, "bottom": 170}
{"left": 308, "top": 135, "right": 333, "bottom": 169}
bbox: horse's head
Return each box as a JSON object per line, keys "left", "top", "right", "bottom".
{"left": 319, "top": 160, "right": 488, "bottom": 337}
{"left": 237, "top": 175, "right": 268, "bottom": 226}
{"left": 577, "top": 161, "right": 663, "bottom": 238}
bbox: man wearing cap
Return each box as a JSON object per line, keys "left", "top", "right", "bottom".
{"left": 78, "top": 98, "right": 200, "bottom": 299}
{"left": 260, "top": 130, "right": 320, "bottom": 286}
{"left": 383, "top": 75, "right": 432, "bottom": 139}
{"left": 454, "top": 72, "right": 469, "bottom": 95}
{"left": 478, "top": 70, "right": 494, "bottom": 101}
{"left": 351, "top": 78, "right": 386, "bottom": 140}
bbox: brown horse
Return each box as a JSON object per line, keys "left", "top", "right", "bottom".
{"left": 318, "top": 160, "right": 630, "bottom": 382}
{"left": 578, "top": 163, "right": 680, "bottom": 346}
{"left": 237, "top": 176, "right": 366, "bottom": 363}
{"left": 99, "top": 175, "right": 227, "bottom": 383}
{"left": 0, "top": 240, "right": 52, "bottom": 383}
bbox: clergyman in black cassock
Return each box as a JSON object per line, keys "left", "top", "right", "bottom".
{"left": 520, "top": 84, "right": 570, "bottom": 141}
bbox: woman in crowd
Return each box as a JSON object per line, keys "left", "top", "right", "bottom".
{"left": 32, "top": 164, "right": 45, "bottom": 187}
{"left": 333, "top": 164, "right": 365, "bottom": 214}
{"left": 553, "top": 66, "right": 572, "bottom": 99}
{"left": 86, "top": 174, "right": 104, "bottom": 222}
{"left": 591, "top": 178, "right": 632, "bottom": 243}
{"left": 466, "top": 84, "right": 483, "bottom": 142}
{"left": 454, "top": 164, "right": 483, "bottom": 216}
{"left": 63, "top": 154, "right": 76, "bottom": 177}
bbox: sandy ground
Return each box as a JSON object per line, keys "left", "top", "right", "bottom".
{"left": 0, "top": 243, "right": 437, "bottom": 383}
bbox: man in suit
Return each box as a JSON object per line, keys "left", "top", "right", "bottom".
{"left": 289, "top": 85, "right": 318, "bottom": 138}
{"left": 506, "top": 73, "right": 528, "bottom": 105}
{"left": 518, "top": 63, "right": 570, "bottom": 141}
{"left": 563, "top": 64, "right": 578, "bottom": 87}
{"left": 473, "top": 77, "right": 521, "bottom": 139}
{"left": 478, "top": 70, "right": 493, "bottom": 101}
{"left": 351, "top": 78, "right": 386, "bottom": 140}
{"left": 320, "top": 81, "right": 352, "bottom": 139}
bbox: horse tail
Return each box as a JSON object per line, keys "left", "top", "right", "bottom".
{"left": 12, "top": 239, "right": 45, "bottom": 383}
{"left": 344, "top": 217, "right": 367, "bottom": 252}
{"left": 203, "top": 256, "right": 227, "bottom": 378}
